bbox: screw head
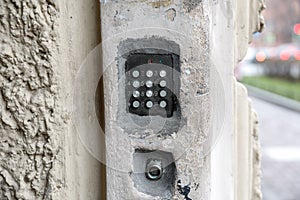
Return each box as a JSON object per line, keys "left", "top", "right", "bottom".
{"left": 145, "top": 159, "right": 163, "bottom": 181}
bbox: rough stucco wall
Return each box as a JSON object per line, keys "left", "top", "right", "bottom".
{"left": 0, "top": 0, "right": 105, "bottom": 199}
{"left": 0, "top": 0, "right": 63, "bottom": 199}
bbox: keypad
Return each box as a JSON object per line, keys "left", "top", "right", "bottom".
{"left": 125, "top": 54, "right": 179, "bottom": 117}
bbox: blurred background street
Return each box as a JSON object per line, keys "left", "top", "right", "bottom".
{"left": 236, "top": 0, "right": 300, "bottom": 199}
{"left": 251, "top": 97, "right": 300, "bottom": 200}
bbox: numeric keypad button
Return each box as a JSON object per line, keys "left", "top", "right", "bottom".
{"left": 160, "top": 101, "right": 167, "bottom": 108}
{"left": 159, "top": 70, "right": 167, "bottom": 77}
{"left": 133, "top": 81, "right": 140, "bottom": 88}
{"left": 146, "top": 70, "right": 153, "bottom": 78}
{"left": 159, "top": 80, "right": 167, "bottom": 88}
{"left": 146, "top": 90, "right": 153, "bottom": 98}
{"left": 133, "top": 91, "right": 140, "bottom": 98}
{"left": 160, "top": 90, "right": 167, "bottom": 97}
{"left": 146, "top": 80, "right": 153, "bottom": 88}
{"left": 132, "top": 101, "right": 140, "bottom": 108}
{"left": 146, "top": 101, "right": 153, "bottom": 108}
{"left": 132, "top": 70, "right": 140, "bottom": 78}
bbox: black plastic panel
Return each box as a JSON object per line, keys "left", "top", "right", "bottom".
{"left": 125, "top": 53, "right": 179, "bottom": 118}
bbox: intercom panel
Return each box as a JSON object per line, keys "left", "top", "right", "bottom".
{"left": 125, "top": 52, "right": 180, "bottom": 118}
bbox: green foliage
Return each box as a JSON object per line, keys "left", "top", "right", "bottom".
{"left": 241, "top": 76, "right": 300, "bottom": 102}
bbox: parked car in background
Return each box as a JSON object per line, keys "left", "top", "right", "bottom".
{"left": 256, "top": 44, "right": 300, "bottom": 80}
{"left": 236, "top": 44, "right": 300, "bottom": 80}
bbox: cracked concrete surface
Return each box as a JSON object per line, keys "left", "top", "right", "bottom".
{"left": 101, "top": 0, "right": 213, "bottom": 199}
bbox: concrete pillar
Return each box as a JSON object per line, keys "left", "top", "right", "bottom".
{"left": 234, "top": 0, "right": 265, "bottom": 200}
{"left": 100, "top": 0, "right": 265, "bottom": 200}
